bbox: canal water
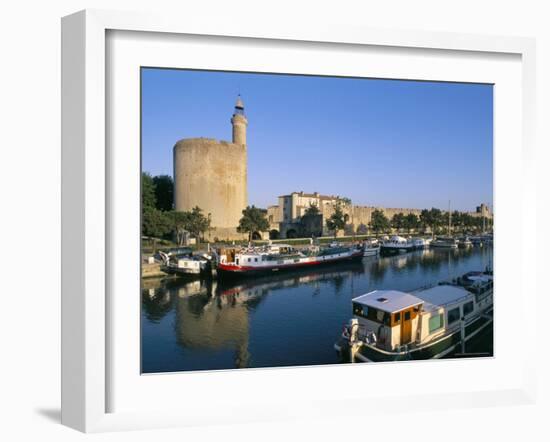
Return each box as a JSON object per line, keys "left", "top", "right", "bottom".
{"left": 141, "top": 246, "right": 493, "bottom": 373}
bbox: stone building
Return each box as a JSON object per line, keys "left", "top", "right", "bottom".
{"left": 473, "top": 203, "right": 492, "bottom": 218}
{"left": 267, "top": 191, "right": 432, "bottom": 238}
{"left": 173, "top": 96, "right": 248, "bottom": 240}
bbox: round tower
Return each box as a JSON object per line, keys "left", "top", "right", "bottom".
{"left": 231, "top": 95, "right": 248, "bottom": 147}
{"left": 173, "top": 95, "right": 248, "bottom": 237}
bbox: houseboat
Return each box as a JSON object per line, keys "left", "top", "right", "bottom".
{"left": 217, "top": 243, "right": 364, "bottom": 277}
{"left": 159, "top": 250, "right": 212, "bottom": 277}
{"left": 363, "top": 240, "right": 380, "bottom": 257}
{"left": 412, "top": 238, "right": 430, "bottom": 250}
{"left": 457, "top": 237, "right": 473, "bottom": 248}
{"left": 430, "top": 237, "right": 459, "bottom": 248}
{"left": 335, "top": 270, "right": 493, "bottom": 362}
{"left": 380, "top": 236, "right": 414, "bottom": 254}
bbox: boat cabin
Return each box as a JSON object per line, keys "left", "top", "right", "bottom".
{"left": 352, "top": 283, "right": 481, "bottom": 351}
{"left": 351, "top": 290, "right": 424, "bottom": 351}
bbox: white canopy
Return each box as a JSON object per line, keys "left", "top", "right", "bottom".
{"left": 352, "top": 290, "right": 424, "bottom": 314}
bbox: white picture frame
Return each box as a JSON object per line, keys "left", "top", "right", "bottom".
{"left": 61, "top": 9, "right": 537, "bottom": 433}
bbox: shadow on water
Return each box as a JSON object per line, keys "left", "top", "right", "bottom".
{"left": 142, "top": 246, "right": 493, "bottom": 373}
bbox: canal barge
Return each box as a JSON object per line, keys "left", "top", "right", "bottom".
{"left": 159, "top": 250, "right": 212, "bottom": 277}
{"left": 412, "top": 238, "right": 431, "bottom": 250}
{"left": 380, "top": 236, "right": 414, "bottom": 254}
{"left": 363, "top": 240, "right": 380, "bottom": 257}
{"left": 430, "top": 237, "right": 459, "bottom": 248}
{"left": 335, "top": 270, "right": 493, "bottom": 362}
{"left": 217, "top": 243, "right": 364, "bottom": 277}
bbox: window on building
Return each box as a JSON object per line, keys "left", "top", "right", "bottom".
{"left": 447, "top": 307, "right": 460, "bottom": 325}
{"left": 429, "top": 313, "right": 443, "bottom": 333}
{"left": 394, "top": 312, "right": 401, "bottom": 324}
{"left": 463, "top": 301, "right": 474, "bottom": 316}
{"left": 404, "top": 311, "right": 411, "bottom": 321}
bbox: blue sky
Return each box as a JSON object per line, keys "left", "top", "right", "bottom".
{"left": 141, "top": 68, "right": 493, "bottom": 212}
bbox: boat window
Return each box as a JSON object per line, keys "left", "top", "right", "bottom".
{"left": 447, "top": 307, "right": 460, "bottom": 325}
{"left": 463, "top": 301, "right": 474, "bottom": 316}
{"left": 352, "top": 303, "right": 390, "bottom": 325}
{"left": 404, "top": 311, "right": 411, "bottom": 321}
{"left": 236, "top": 259, "right": 239, "bottom": 265}
{"left": 254, "top": 258, "right": 258, "bottom": 262}
{"left": 394, "top": 312, "right": 401, "bottom": 323}
{"left": 353, "top": 303, "right": 364, "bottom": 317}
{"left": 429, "top": 314, "right": 443, "bottom": 333}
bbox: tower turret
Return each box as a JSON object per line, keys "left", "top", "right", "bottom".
{"left": 231, "top": 95, "right": 248, "bottom": 147}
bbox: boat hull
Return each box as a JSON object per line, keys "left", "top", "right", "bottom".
{"left": 218, "top": 250, "right": 364, "bottom": 278}
{"left": 380, "top": 245, "right": 413, "bottom": 255}
{"left": 363, "top": 247, "right": 380, "bottom": 257}
{"left": 335, "top": 309, "right": 493, "bottom": 362}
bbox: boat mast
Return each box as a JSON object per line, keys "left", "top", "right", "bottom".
{"left": 448, "top": 200, "right": 451, "bottom": 235}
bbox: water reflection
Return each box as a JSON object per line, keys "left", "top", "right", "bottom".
{"left": 142, "top": 246, "right": 493, "bottom": 373}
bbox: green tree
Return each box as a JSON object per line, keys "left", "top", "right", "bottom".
{"left": 152, "top": 175, "right": 174, "bottom": 211}
{"left": 421, "top": 208, "right": 444, "bottom": 235}
{"left": 404, "top": 213, "right": 419, "bottom": 233}
{"left": 391, "top": 212, "right": 406, "bottom": 231}
{"left": 326, "top": 203, "right": 349, "bottom": 238}
{"left": 420, "top": 209, "right": 430, "bottom": 231}
{"left": 369, "top": 209, "right": 390, "bottom": 235}
{"left": 168, "top": 210, "right": 190, "bottom": 246}
{"left": 304, "top": 203, "right": 320, "bottom": 216}
{"left": 339, "top": 197, "right": 352, "bottom": 206}
{"left": 237, "top": 206, "right": 270, "bottom": 242}
{"left": 142, "top": 207, "right": 171, "bottom": 252}
{"left": 142, "top": 172, "right": 156, "bottom": 210}
{"left": 186, "top": 206, "right": 212, "bottom": 242}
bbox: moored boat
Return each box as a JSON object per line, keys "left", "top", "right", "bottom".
{"left": 363, "top": 239, "right": 380, "bottom": 257}
{"left": 430, "top": 236, "right": 459, "bottom": 248}
{"left": 335, "top": 270, "right": 493, "bottom": 362}
{"left": 457, "top": 236, "right": 473, "bottom": 248}
{"left": 412, "top": 238, "right": 430, "bottom": 250}
{"left": 217, "top": 243, "right": 364, "bottom": 277}
{"left": 159, "top": 250, "right": 212, "bottom": 277}
{"left": 380, "top": 236, "right": 414, "bottom": 254}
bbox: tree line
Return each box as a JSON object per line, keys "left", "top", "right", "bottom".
{"left": 142, "top": 173, "right": 212, "bottom": 248}
{"left": 142, "top": 172, "right": 271, "bottom": 245}
{"left": 368, "top": 208, "right": 491, "bottom": 235}
{"left": 301, "top": 202, "right": 491, "bottom": 237}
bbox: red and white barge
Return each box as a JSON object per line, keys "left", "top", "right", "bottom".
{"left": 217, "top": 243, "right": 364, "bottom": 277}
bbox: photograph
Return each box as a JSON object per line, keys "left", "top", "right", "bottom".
{"left": 140, "top": 68, "right": 494, "bottom": 373}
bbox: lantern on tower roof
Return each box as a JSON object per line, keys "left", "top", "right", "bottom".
{"left": 234, "top": 95, "right": 245, "bottom": 115}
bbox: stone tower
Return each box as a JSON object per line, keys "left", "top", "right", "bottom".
{"left": 231, "top": 95, "right": 248, "bottom": 147}
{"left": 173, "top": 96, "right": 248, "bottom": 238}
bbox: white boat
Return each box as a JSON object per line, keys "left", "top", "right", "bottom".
{"left": 217, "top": 243, "right": 364, "bottom": 277}
{"left": 363, "top": 240, "right": 380, "bottom": 257}
{"left": 430, "top": 237, "right": 459, "bottom": 248}
{"left": 159, "top": 251, "right": 212, "bottom": 277}
{"left": 412, "top": 238, "right": 430, "bottom": 250}
{"left": 458, "top": 237, "right": 473, "bottom": 248}
{"left": 380, "top": 236, "right": 414, "bottom": 254}
{"left": 335, "top": 270, "right": 493, "bottom": 362}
